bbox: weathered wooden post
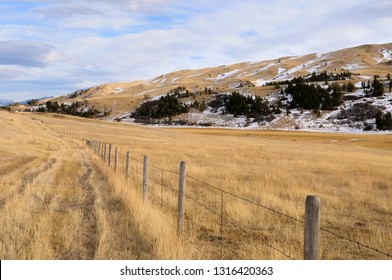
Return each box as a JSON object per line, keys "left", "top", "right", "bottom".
{"left": 98, "top": 142, "right": 101, "bottom": 157}
{"left": 126, "top": 151, "right": 131, "bottom": 178}
{"left": 143, "top": 156, "right": 149, "bottom": 203}
{"left": 114, "top": 147, "right": 118, "bottom": 172}
{"left": 177, "top": 161, "right": 186, "bottom": 238}
{"left": 304, "top": 195, "right": 320, "bottom": 260}
{"left": 103, "top": 144, "right": 106, "bottom": 162}
{"left": 108, "top": 144, "right": 112, "bottom": 167}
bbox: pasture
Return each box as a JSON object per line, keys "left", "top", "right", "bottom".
{"left": 0, "top": 110, "right": 391, "bottom": 259}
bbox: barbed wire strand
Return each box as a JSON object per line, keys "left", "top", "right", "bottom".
{"left": 187, "top": 174, "right": 304, "bottom": 224}
{"left": 320, "top": 227, "right": 392, "bottom": 258}
{"left": 84, "top": 140, "right": 391, "bottom": 259}
{"left": 149, "top": 190, "right": 177, "bottom": 211}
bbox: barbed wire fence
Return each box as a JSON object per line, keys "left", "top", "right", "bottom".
{"left": 54, "top": 130, "right": 392, "bottom": 260}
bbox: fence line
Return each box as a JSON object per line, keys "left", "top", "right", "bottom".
{"left": 55, "top": 130, "right": 392, "bottom": 260}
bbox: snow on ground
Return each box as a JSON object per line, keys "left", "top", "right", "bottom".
{"left": 114, "top": 87, "right": 125, "bottom": 93}
{"left": 215, "top": 69, "right": 241, "bottom": 80}
{"left": 135, "top": 89, "right": 156, "bottom": 96}
{"left": 305, "top": 64, "right": 322, "bottom": 74}
{"left": 187, "top": 107, "right": 247, "bottom": 127}
{"left": 343, "top": 63, "right": 366, "bottom": 70}
{"left": 171, "top": 77, "right": 182, "bottom": 83}
{"left": 185, "top": 73, "right": 202, "bottom": 79}
{"left": 375, "top": 49, "right": 392, "bottom": 63}
{"left": 253, "top": 78, "right": 269, "bottom": 86}
{"left": 278, "top": 67, "right": 286, "bottom": 74}
{"left": 148, "top": 75, "right": 167, "bottom": 85}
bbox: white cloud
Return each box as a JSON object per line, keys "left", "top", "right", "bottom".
{"left": 1, "top": 0, "right": 392, "bottom": 101}
{"left": 73, "top": 80, "right": 100, "bottom": 89}
{"left": 33, "top": 3, "right": 101, "bottom": 17}
{"left": 0, "top": 40, "right": 60, "bottom": 67}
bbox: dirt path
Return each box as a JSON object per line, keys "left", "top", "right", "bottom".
{"left": 0, "top": 112, "right": 154, "bottom": 259}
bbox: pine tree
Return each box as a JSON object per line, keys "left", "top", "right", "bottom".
{"left": 346, "top": 82, "right": 355, "bottom": 92}
{"left": 376, "top": 111, "right": 383, "bottom": 129}
{"left": 372, "top": 76, "right": 384, "bottom": 96}
{"left": 385, "top": 112, "right": 392, "bottom": 129}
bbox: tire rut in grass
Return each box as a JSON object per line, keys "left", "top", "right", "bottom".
{"left": 88, "top": 159, "right": 155, "bottom": 259}
{"left": 0, "top": 157, "right": 57, "bottom": 211}
{"left": 77, "top": 157, "right": 99, "bottom": 259}
{"left": 19, "top": 158, "right": 57, "bottom": 194}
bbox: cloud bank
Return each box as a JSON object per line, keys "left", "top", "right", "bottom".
{"left": 0, "top": 0, "right": 391, "bottom": 100}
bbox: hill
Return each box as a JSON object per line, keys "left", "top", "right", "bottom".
{"left": 33, "top": 43, "right": 392, "bottom": 133}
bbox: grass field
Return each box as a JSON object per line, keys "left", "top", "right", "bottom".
{"left": 0, "top": 110, "right": 391, "bottom": 260}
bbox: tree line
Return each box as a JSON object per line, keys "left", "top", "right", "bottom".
{"left": 35, "top": 101, "right": 101, "bottom": 118}
{"left": 285, "top": 78, "right": 343, "bottom": 110}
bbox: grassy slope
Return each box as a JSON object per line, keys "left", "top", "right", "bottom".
{"left": 45, "top": 43, "right": 392, "bottom": 117}
{"left": 3, "top": 111, "right": 387, "bottom": 260}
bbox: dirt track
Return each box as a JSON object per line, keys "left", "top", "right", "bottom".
{"left": 0, "top": 111, "right": 153, "bottom": 259}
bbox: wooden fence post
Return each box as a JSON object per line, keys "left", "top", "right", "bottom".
{"left": 114, "top": 147, "right": 118, "bottom": 172}
{"left": 108, "top": 144, "right": 112, "bottom": 167}
{"left": 103, "top": 144, "right": 106, "bottom": 162}
{"left": 178, "top": 161, "right": 186, "bottom": 238}
{"left": 126, "top": 151, "right": 131, "bottom": 178}
{"left": 304, "top": 195, "right": 320, "bottom": 260}
{"left": 97, "top": 142, "right": 101, "bottom": 157}
{"left": 143, "top": 156, "right": 149, "bottom": 203}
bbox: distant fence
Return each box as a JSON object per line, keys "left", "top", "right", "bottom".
{"left": 55, "top": 129, "right": 392, "bottom": 260}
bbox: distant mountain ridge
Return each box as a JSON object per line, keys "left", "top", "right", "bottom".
{"left": 0, "top": 96, "right": 54, "bottom": 106}
{"left": 0, "top": 99, "right": 13, "bottom": 106}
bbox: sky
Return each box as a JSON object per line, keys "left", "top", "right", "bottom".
{"left": 0, "top": 0, "right": 392, "bottom": 101}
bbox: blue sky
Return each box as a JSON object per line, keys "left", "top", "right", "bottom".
{"left": 1, "top": 0, "right": 391, "bottom": 101}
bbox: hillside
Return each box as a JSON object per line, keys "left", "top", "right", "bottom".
{"left": 33, "top": 43, "right": 392, "bottom": 133}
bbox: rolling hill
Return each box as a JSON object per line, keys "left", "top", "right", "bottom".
{"left": 36, "top": 43, "right": 392, "bottom": 132}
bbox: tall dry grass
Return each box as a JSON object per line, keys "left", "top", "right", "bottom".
{"left": 1, "top": 110, "right": 392, "bottom": 259}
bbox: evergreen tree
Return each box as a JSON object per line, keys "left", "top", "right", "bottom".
{"left": 151, "top": 94, "right": 189, "bottom": 118}
{"left": 224, "top": 92, "right": 249, "bottom": 117}
{"left": 386, "top": 112, "right": 392, "bottom": 129}
{"left": 27, "top": 99, "right": 39, "bottom": 106}
{"left": 45, "top": 101, "right": 60, "bottom": 113}
{"left": 286, "top": 80, "right": 342, "bottom": 110}
{"left": 372, "top": 76, "right": 384, "bottom": 96}
{"left": 346, "top": 82, "right": 355, "bottom": 92}
{"left": 375, "top": 111, "right": 383, "bottom": 129}
{"left": 376, "top": 111, "right": 392, "bottom": 130}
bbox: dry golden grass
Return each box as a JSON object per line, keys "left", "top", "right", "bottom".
{"left": 1, "top": 110, "right": 392, "bottom": 260}
{"left": 0, "top": 111, "right": 194, "bottom": 260}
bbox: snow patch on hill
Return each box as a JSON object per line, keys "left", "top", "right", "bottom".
{"left": 375, "top": 49, "right": 392, "bottom": 63}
